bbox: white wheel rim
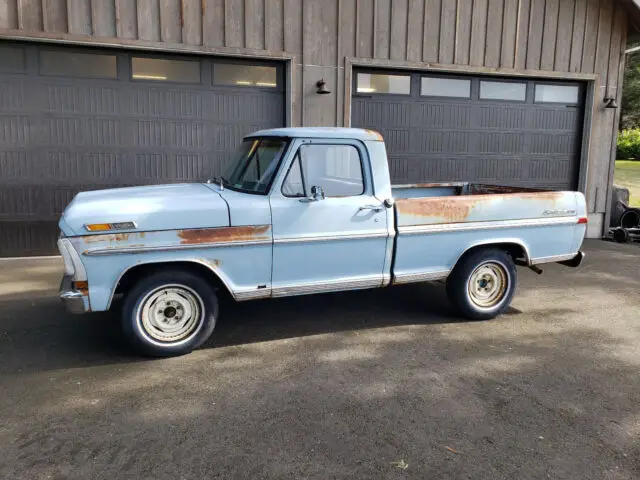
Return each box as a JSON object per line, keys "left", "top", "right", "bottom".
{"left": 137, "top": 284, "right": 204, "bottom": 344}
{"left": 467, "top": 261, "right": 509, "bottom": 309}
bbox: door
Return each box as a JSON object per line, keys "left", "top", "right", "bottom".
{"left": 269, "top": 139, "right": 390, "bottom": 296}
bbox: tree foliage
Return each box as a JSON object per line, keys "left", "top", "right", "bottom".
{"left": 621, "top": 53, "right": 640, "bottom": 130}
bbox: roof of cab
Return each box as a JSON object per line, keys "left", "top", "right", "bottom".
{"left": 246, "top": 127, "right": 384, "bottom": 142}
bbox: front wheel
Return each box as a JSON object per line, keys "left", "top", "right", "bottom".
{"left": 122, "top": 270, "right": 218, "bottom": 357}
{"left": 446, "top": 248, "right": 517, "bottom": 321}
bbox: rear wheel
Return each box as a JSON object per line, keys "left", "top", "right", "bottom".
{"left": 446, "top": 248, "right": 516, "bottom": 320}
{"left": 122, "top": 270, "right": 218, "bottom": 357}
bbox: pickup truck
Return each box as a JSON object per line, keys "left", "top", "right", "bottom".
{"left": 58, "top": 128, "right": 587, "bottom": 357}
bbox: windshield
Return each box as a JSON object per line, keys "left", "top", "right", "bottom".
{"left": 221, "top": 137, "right": 289, "bottom": 194}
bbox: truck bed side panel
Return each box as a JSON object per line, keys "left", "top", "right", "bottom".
{"left": 392, "top": 191, "right": 581, "bottom": 282}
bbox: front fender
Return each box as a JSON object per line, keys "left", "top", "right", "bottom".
{"left": 68, "top": 226, "right": 273, "bottom": 311}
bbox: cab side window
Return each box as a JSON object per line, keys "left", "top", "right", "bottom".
{"left": 282, "top": 144, "right": 364, "bottom": 198}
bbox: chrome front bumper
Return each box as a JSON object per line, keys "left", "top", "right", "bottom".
{"left": 59, "top": 274, "right": 90, "bottom": 314}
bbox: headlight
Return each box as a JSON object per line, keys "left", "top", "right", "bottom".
{"left": 57, "top": 239, "right": 87, "bottom": 281}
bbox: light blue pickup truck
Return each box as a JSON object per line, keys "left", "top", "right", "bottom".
{"left": 58, "top": 128, "right": 587, "bottom": 357}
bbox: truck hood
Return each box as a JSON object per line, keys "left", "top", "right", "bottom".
{"left": 60, "top": 183, "right": 229, "bottom": 236}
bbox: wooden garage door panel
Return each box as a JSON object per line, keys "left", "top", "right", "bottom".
{"left": 0, "top": 44, "right": 285, "bottom": 257}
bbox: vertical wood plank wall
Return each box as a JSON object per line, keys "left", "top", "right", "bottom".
{"left": 0, "top": 0, "right": 632, "bottom": 217}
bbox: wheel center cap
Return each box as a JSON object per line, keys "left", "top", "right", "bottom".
{"left": 164, "top": 306, "right": 177, "bottom": 318}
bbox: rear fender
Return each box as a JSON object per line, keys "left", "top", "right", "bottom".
{"left": 454, "top": 238, "right": 532, "bottom": 267}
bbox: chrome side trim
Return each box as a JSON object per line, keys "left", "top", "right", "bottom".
{"left": 234, "top": 289, "right": 272, "bottom": 301}
{"left": 530, "top": 253, "right": 578, "bottom": 265}
{"left": 393, "top": 270, "right": 451, "bottom": 284}
{"left": 84, "top": 239, "right": 272, "bottom": 256}
{"left": 271, "top": 276, "right": 383, "bottom": 297}
{"left": 58, "top": 238, "right": 87, "bottom": 281}
{"left": 273, "top": 231, "right": 389, "bottom": 244}
{"left": 398, "top": 216, "right": 578, "bottom": 235}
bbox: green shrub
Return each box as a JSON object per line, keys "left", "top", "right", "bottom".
{"left": 617, "top": 129, "right": 640, "bottom": 160}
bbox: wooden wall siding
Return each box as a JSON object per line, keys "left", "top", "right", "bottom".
{"left": 0, "top": 0, "right": 632, "bottom": 214}
{"left": 514, "top": 0, "right": 531, "bottom": 69}
{"left": 0, "top": 0, "right": 627, "bottom": 77}
{"left": 423, "top": 0, "right": 441, "bottom": 63}
{"left": 137, "top": 0, "right": 161, "bottom": 41}
{"left": 500, "top": 0, "right": 518, "bottom": 68}
{"left": 43, "top": 0, "right": 66, "bottom": 33}
{"left": 67, "top": 0, "right": 92, "bottom": 35}
{"left": 91, "top": 0, "right": 116, "bottom": 37}
{"left": 115, "top": 0, "right": 137, "bottom": 39}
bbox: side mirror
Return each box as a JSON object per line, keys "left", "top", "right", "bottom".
{"left": 384, "top": 198, "right": 394, "bottom": 208}
{"left": 300, "top": 185, "right": 325, "bottom": 203}
{"left": 310, "top": 185, "right": 325, "bottom": 201}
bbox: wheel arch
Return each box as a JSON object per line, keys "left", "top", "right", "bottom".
{"left": 109, "top": 259, "right": 235, "bottom": 309}
{"left": 454, "top": 239, "right": 531, "bottom": 269}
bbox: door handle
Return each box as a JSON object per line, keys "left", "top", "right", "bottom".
{"left": 358, "top": 204, "right": 384, "bottom": 213}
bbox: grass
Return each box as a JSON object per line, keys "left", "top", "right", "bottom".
{"left": 614, "top": 160, "right": 640, "bottom": 207}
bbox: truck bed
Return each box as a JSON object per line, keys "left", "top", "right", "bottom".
{"left": 391, "top": 183, "right": 573, "bottom": 227}
{"left": 389, "top": 182, "right": 585, "bottom": 284}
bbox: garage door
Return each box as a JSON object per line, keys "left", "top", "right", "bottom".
{"left": 352, "top": 70, "right": 584, "bottom": 190}
{"left": 0, "top": 43, "right": 285, "bottom": 257}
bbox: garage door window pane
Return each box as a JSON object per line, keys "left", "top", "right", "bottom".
{"left": 0, "top": 46, "right": 25, "bottom": 72}
{"left": 299, "top": 144, "right": 364, "bottom": 197}
{"left": 40, "top": 51, "right": 117, "bottom": 79}
{"left": 357, "top": 73, "right": 410, "bottom": 94}
{"left": 535, "top": 84, "right": 579, "bottom": 104}
{"left": 213, "top": 64, "right": 278, "bottom": 87}
{"left": 421, "top": 77, "right": 471, "bottom": 98}
{"left": 132, "top": 57, "right": 200, "bottom": 83}
{"left": 480, "top": 81, "right": 526, "bottom": 101}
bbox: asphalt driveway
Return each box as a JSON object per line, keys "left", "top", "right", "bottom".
{"left": 0, "top": 240, "right": 638, "bottom": 479}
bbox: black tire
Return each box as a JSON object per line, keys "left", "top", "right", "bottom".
{"left": 121, "top": 269, "right": 218, "bottom": 357}
{"left": 446, "top": 248, "right": 517, "bottom": 321}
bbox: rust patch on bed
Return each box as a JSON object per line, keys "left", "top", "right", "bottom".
{"left": 396, "top": 191, "right": 566, "bottom": 224}
{"left": 396, "top": 197, "right": 481, "bottom": 222}
{"left": 178, "top": 225, "right": 271, "bottom": 245}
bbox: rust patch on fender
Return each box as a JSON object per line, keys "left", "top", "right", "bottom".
{"left": 200, "top": 258, "right": 222, "bottom": 268}
{"left": 83, "top": 232, "right": 131, "bottom": 243}
{"left": 178, "top": 225, "right": 271, "bottom": 245}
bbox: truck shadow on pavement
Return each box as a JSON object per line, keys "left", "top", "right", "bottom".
{"left": 0, "top": 281, "right": 479, "bottom": 373}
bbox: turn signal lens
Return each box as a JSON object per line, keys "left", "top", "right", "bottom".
{"left": 85, "top": 223, "right": 112, "bottom": 232}
{"left": 85, "top": 222, "right": 136, "bottom": 232}
{"left": 577, "top": 217, "right": 588, "bottom": 225}
{"left": 73, "top": 281, "right": 89, "bottom": 293}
